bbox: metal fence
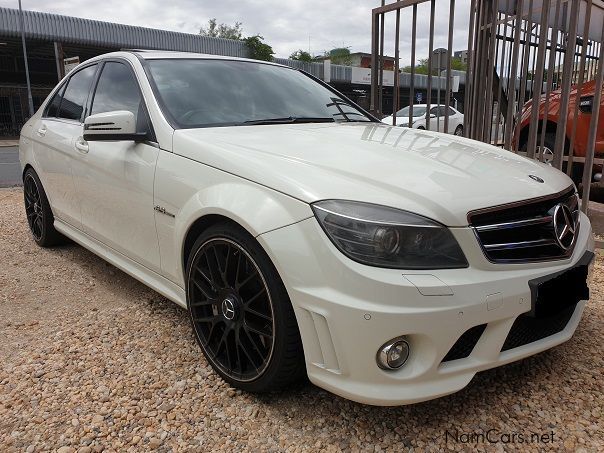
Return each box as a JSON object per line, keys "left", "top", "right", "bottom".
{"left": 0, "top": 86, "right": 45, "bottom": 137}
{"left": 371, "top": 0, "right": 603, "bottom": 212}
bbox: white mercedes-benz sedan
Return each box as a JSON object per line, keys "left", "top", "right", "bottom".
{"left": 19, "top": 51, "right": 594, "bottom": 406}
{"left": 380, "top": 104, "right": 464, "bottom": 135}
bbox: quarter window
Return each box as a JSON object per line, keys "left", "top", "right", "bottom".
{"left": 57, "top": 65, "right": 97, "bottom": 121}
{"left": 43, "top": 84, "right": 66, "bottom": 118}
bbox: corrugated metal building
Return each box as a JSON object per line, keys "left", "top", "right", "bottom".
{"left": 0, "top": 7, "right": 251, "bottom": 136}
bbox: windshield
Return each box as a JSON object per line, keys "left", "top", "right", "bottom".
{"left": 146, "top": 59, "right": 373, "bottom": 128}
{"left": 395, "top": 106, "right": 426, "bottom": 118}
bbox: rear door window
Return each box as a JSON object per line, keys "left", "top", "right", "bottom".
{"left": 57, "top": 65, "right": 97, "bottom": 121}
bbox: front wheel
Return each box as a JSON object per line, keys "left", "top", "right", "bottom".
{"left": 186, "top": 222, "right": 305, "bottom": 392}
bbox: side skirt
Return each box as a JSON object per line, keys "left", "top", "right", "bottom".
{"left": 54, "top": 219, "right": 187, "bottom": 309}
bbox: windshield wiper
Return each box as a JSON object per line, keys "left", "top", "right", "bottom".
{"left": 243, "top": 116, "right": 335, "bottom": 125}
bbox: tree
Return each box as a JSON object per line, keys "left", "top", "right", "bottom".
{"left": 327, "top": 47, "right": 352, "bottom": 66}
{"left": 244, "top": 35, "right": 274, "bottom": 62}
{"left": 289, "top": 50, "right": 313, "bottom": 62}
{"left": 451, "top": 57, "right": 467, "bottom": 72}
{"left": 402, "top": 58, "right": 431, "bottom": 75}
{"left": 402, "top": 57, "right": 467, "bottom": 75}
{"left": 199, "top": 18, "right": 243, "bottom": 40}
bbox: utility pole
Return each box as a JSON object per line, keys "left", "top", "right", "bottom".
{"left": 18, "top": 0, "right": 34, "bottom": 117}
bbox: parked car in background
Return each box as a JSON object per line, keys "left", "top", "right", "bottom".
{"left": 515, "top": 80, "right": 604, "bottom": 184}
{"left": 381, "top": 104, "right": 464, "bottom": 135}
{"left": 20, "top": 51, "right": 594, "bottom": 406}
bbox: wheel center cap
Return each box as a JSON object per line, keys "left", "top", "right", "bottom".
{"left": 221, "top": 297, "right": 237, "bottom": 321}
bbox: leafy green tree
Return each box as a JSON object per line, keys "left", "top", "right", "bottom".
{"left": 244, "top": 35, "right": 275, "bottom": 61}
{"left": 289, "top": 50, "right": 313, "bottom": 62}
{"left": 451, "top": 57, "right": 467, "bottom": 71}
{"left": 199, "top": 19, "right": 275, "bottom": 62}
{"left": 402, "top": 58, "right": 431, "bottom": 75}
{"left": 402, "top": 57, "right": 466, "bottom": 75}
{"left": 327, "top": 48, "right": 352, "bottom": 66}
{"left": 199, "top": 18, "right": 243, "bottom": 40}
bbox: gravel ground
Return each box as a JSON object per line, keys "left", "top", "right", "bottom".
{"left": 1, "top": 187, "right": 603, "bottom": 452}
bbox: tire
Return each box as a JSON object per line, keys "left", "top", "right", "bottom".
{"left": 23, "top": 168, "right": 65, "bottom": 247}
{"left": 186, "top": 222, "right": 305, "bottom": 392}
{"left": 454, "top": 125, "right": 464, "bottom": 136}
{"left": 417, "top": 126, "right": 425, "bottom": 130}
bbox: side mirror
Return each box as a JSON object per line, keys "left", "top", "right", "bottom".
{"left": 83, "top": 111, "right": 148, "bottom": 142}
{"left": 429, "top": 113, "right": 437, "bottom": 119}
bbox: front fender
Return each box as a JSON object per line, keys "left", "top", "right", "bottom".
{"left": 154, "top": 150, "right": 313, "bottom": 287}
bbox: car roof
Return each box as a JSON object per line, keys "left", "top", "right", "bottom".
{"left": 86, "top": 50, "right": 290, "bottom": 69}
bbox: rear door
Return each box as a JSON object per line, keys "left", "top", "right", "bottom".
{"left": 429, "top": 106, "right": 440, "bottom": 131}
{"left": 71, "top": 59, "right": 161, "bottom": 272}
{"left": 33, "top": 64, "right": 98, "bottom": 229}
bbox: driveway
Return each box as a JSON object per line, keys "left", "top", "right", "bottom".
{"left": 0, "top": 146, "right": 21, "bottom": 188}
{"left": 0, "top": 187, "right": 603, "bottom": 451}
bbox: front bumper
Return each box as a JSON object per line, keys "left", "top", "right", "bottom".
{"left": 258, "top": 212, "right": 595, "bottom": 406}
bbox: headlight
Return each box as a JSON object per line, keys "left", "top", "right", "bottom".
{"left": 312, "top": 200, "right": 468, "bottom": 269}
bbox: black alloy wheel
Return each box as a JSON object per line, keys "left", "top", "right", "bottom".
{"left": 23, "top": 168, "right": 64, "bottom": 247}
{"left": 186, "top": 223, "right": 304, "bottom": 392}
{"left": 24, "top": 171, "right": 44, "bottom": 241}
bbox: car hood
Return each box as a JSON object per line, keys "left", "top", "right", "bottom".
{"left": 173, "top": 123, "right": 573, "bottom": 226}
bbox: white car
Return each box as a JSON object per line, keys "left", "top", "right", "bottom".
{"left": 20, "top": 51, "right": 594, "bottom": 406}
{"left": 381, "top": 104, "right": 465, "bottom": 135}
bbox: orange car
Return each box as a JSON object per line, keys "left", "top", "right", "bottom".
{"left": 515, "top": 80, "right": 604, "bottom": 183}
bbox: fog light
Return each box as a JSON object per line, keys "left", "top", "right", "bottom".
{"left": 377, "top": 338, "right": 410, "bottom": 370}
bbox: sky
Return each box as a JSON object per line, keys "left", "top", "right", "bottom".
{"left": 1, "top": 0, "right": 472, "bottom": 63}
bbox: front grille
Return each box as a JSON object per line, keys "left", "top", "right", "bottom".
{"left": 469, "top": 187, "right": 579, "bottom": 263}
{"left": 442, "top": 324, "right": 487, "bottom": 362}
{"left": 501, "top": 303, "right": 577, "bottom": 351}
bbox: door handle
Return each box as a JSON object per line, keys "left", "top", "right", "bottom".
{"left": 36, "top": 125, "right": 47, "bottom": 137}
{"left": 75, "top": 138, "right": 89, "bottom": 154}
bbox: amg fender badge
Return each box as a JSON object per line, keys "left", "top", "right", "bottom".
{"left": 154, "top": 205, "right": 175, "bottom": 218}
{"left": 529, "top": 175, "right": 544, "bottom": 183}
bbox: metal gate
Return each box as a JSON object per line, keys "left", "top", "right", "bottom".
{"left": 371, "top": 0, "right": 603, "bottom": 212}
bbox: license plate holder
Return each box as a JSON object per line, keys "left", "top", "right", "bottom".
{"left": 528, "top": 251, "right": 594, "bottom": 318}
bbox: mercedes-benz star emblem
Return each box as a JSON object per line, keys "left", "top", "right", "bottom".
{"left": 529, "top": 175, "right": 544, "bottom": 183}
{"left": 221, "top": 298, "right": 236, "bottom": 320}
{"left": 552, "top": 204, "right": 577, "bottom": 251}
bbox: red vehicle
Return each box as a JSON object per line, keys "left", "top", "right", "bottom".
{"left": 515, "top": 80, "right": 604, "bottom": 183}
